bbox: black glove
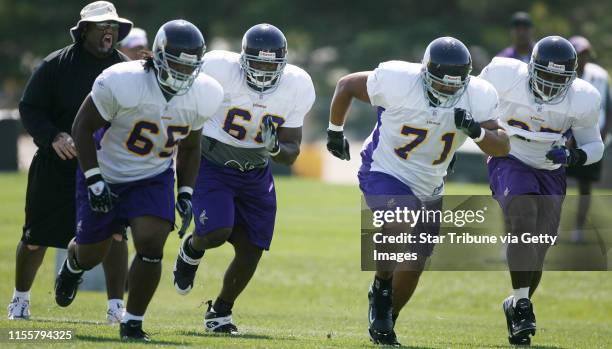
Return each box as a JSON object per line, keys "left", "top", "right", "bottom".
{"left": 545, "top": 145, "right": 587, "bottom": 166}
{"left": 454, "top": 108, "right": 482, "bottom": 139}
{"left": 86, "top": 173, "right": 117, "bottom": 213}
{"left": 175, "top": 191, "right": 193, "bottom": 238}
{"left": 261, "top": 116, "right": 280, "bottom": 155}
{"left": 327, "top": 129, "right": 350, "bottom": 160}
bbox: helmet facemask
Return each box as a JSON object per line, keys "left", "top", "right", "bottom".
{"left": 240, "top": 51, "right": 287, "bottom": 94}
{"left": 529, "top": 60, "right": 576, "bottom": 104}
{"left": 422, "top": 69, "right": 470, "bottom": 108}
{"left": 154, "top": 49, "right": 203, "bottom": 96}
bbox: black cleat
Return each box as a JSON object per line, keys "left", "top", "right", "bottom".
{"left": 54, "top": 261, "right": 83, "bottom": 307}
{"left": 204, "top": 300, "right": 239, "bottom": 335}
{"left": 369, "top": 328, "right": 401, "bottom": 346}
{"left": 120, "top": 320, "right": 150, "bottom": 341}
{"left": 368, "top": 283, "right": 394, "bottom": 335}
{"left": 173, "top": 237, "right": 201, "bottom": 295}
{"left": 503, "top": 296, "right": 535, "bottom": 345}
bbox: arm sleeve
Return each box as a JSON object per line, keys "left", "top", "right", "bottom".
{"left": 90, "top": 71, "right": 120, "bottom": 121}
{"left": 573, "top": 125, "right": 604, "bottom": 165}
{"left": 19, "top": 60, "right": 60, "bottom": 149}
{"left": 283, "top": 76, "right": 316, "bottom": 128}
{"left": 572, "top": 94, "right": 604, "bottom": 165}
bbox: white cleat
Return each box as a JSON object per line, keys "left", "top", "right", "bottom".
{"left": 7, "top": 297, "right": 30, "bottom": 320}
{"left": 106, "top": 303, "right": 125, "bottom": 325}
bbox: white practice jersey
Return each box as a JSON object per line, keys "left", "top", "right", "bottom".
{"left": 91, "top": 61, "right": 224, "bottom": 183}
{"left": 480, "top": 57, "right": 602, "bottom": 170}
{"left": 201, "top": 50, "right": 315, "bottom": 147}
{"left": 581, "top": 62, "right": 610, "bottom": 130}
{"left": 363, "top": 60, "right": 498, "bottom": 198}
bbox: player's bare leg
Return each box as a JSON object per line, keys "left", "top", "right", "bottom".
{"left": 9, "top": 242, "right": 47, "bottom": 319}
{"left": 173, "top": 227, "right": 232, "bottom": 295}
{"left": 204, "top": 226, "right": 262, "bottom": 334}
{"left": 504, "top": 196, "right": 539, "bottom": 344}
{"left": 368, "top": 223, "right": 408, "bottom": 346}
{"left": 391, "top": 256, "right": 428, "bottom": 319}
{"left": 573, "top": 180, "right": 591, "bottom": 243}
{"left": 103, "top": 235, "right": 128, "bottom": 324}
{"left": 55, "top": 237, "right": 113, "bottom": 307}
{"left": 121, "top": 215, "right": 171, "bottom": 341}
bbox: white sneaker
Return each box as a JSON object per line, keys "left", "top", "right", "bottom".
{"left": 106, "top": 303, "right": 125, "bottom": 325}
{"left": 7, "top": 297, "right": 30, "bottom": 320}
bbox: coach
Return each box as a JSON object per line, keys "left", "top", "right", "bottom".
{"left": 8, "top": 1, "right": 132, "bottom": 322}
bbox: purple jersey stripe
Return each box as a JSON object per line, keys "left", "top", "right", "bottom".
{"left": 93, "top": 123, "right": 111, "bottom": 150}
{"left": 359, "top": 106, "right": 385, "bottom": 173}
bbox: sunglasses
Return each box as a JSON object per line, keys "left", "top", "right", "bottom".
{"left": 94, "top": 21, "right": 119, "bottom": 30}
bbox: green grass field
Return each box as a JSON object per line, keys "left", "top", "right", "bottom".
{"left": 0, "top": 172, "right": 610, "bottom": 348}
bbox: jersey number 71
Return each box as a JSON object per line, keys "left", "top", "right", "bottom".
{"left": 394, "top": 125, "right": 455, "bottom": 165}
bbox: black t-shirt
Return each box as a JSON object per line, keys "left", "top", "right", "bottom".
{"left": 19, "top": 42, "right": 128, "bottom": 151}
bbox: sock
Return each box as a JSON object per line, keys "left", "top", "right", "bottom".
{"left": 13, "top": 289, "right": 30, "bottom": 302}
{"left": 512, "top": 287, "right": 529, "bottom": 306}
{"left": 392, "top": 313, "right": 399, "bottom": 324}
{"left": 108, "top": 298, "right": 124, "bottom": 310}
{"left": 181, "top": 235, "right": 204, "bottom": 263}
{"left": 373, "top": 275, "right": 392, "bottom": 291}
{"left": 122, "top": 311, "right": 144, "bottom": 323}
{"left": 213, "top": 297, "right": 233, "bottom": 315}
{"left": 65, "top": 257, "right": 83, "bottom": 275}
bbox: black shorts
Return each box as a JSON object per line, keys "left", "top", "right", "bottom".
{"left": 22, "top": 149, "right": 78, "bottom": 248}
{"left": 566, "top": 159, "right": 603, "bottom": 182}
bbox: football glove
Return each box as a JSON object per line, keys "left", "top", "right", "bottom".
{"left": 175, "top": 191, "right": 193, "bottom": 238}
{"left": 85, "top": 173, "right": 116, "bottom": 213}
{"left": 327, "top": 129, "right": 350, "bottom": 160}
{"left": 454, "top": 108, "right": 482, "bottom": 139}
{"left": 546, "top": 145, "right": 587, "bottom": 166}
{"left": 261, "top": 116, "right": 280, "bottom": 156}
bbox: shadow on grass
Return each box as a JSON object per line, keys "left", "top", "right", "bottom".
{"left": 76, "top": 334, "right": 186, "bottom": 345}
{"left": 179, "top": 329, "right": 278, "bottom": 341}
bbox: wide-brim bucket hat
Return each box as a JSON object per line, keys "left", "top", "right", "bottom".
{"left": 70, "top": 1, "right": 133, "bottom": 42}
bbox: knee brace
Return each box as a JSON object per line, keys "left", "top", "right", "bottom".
{"left": 136, "top": 253, "right": 163, "bottom": 264}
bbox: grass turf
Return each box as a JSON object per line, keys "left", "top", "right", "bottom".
{"left": 0, "top": 172, "right": 610, "bottom": 348}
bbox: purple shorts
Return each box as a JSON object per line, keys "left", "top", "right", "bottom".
{"left": 192, "top": 157, "right": 276, "bottom": 250}
{"left": 487, "top": 155, "right": 566, "bottom": 209}
{"left": 487, "top": 156, "right": 565, "bottom": 234}
{"left": 358, "top": 170, "right": 442, "bottom": 256}
{"left": 75, "top": 167, "right": 175, "bottom": 244}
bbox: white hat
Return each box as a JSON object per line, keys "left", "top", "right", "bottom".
{"left": 120, "top": 27, "right": 148, "bottom": 49}
{"left": 70, "top": 1, "right": 133, "bottom": 42}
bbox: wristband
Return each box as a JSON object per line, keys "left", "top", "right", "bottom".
{"left": 473, "top": 128, "right": 486, "bottom": 143}
{"left": 328, "top": 122, "right": 344, "bottom": 132}
{"left": 84, "top": 167, "right": 101, "bottom": 179}
{"left": 178, "top": 186, "right": 193, "bottom": 196}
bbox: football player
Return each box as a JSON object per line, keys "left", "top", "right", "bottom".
{"left": 327, "top": 37, "right": 510, "bottom": 346}
{"left": 171, "top": 23, "right": 315, "bottom": 334}
{"left": 54, "top": 20, "right": 223, "bottom": 341}
{"left": 480, "top": 36, "right": 604, "bottom": 345}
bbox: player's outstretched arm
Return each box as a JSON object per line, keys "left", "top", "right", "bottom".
{"left": 176, "top": 130, "right": 203, "bottom": 191}
{"left": 327, "top": 72, "right": 371, "bottom": 160}
{"left": 271, "top": 126, "right": 302, "bottom": 165}
{"left": 72, "top": 95, "right": 108, "bottom": 173}
{"left": 72, "top": 95, "right": 117, "bottom": 213}
{"left": 476, "top": 120, "right": 511, "bottom": 157}
{"left": 454, "top": 108, "right": 510, "bottom": 157}
{"left": 329, "top": 72, "right": 371, "bottom": 127}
